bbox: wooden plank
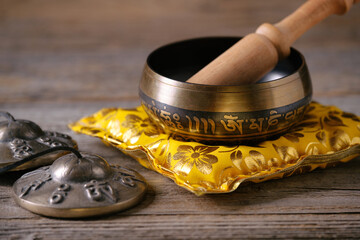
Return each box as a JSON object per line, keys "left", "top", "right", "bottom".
{"left": 0, "top": 0, "right": 359, "bottom": 239}
{"left": 0, "top": 0, "right": 359, "bottom": 103}
{"left": 2, "top": 214, "right": 360, "bottom": 239}
{"left": 1, "top": 100, "right": 360, "bottom": 239}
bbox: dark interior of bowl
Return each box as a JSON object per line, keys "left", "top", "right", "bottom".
{"left": 147, "top": 37, "right": 303, "bottom": 84}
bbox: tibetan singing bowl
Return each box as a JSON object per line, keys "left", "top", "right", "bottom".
{"left": 139, "top": 37, "right": 312, "bottom": 143}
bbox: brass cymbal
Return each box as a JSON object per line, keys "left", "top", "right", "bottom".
{"left": 13, "top": 151, "right": 147, "bottom": 218}
{"left": 0, "top": 111, "right": 77, "bottom": 172}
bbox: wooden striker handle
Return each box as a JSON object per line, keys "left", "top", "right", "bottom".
{"left": 187, "top": 0, "right": 358, "bottom": 85}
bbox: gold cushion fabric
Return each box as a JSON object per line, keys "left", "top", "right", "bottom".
{"left": 70, "top": 102, "right": 360, "bottom": 195}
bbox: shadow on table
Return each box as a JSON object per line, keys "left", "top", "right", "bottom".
{"left": 0, "top": 170, "right": 29, "bottom": 186}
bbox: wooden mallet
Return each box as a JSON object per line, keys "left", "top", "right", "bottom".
{"left": 187, "top": 0, "right": 358, "bottom": 85}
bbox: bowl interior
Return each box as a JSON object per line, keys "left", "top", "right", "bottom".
{"left": 147, "top": 37, "right": 303, "bottom": 84}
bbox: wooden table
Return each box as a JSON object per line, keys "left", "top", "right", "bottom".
{"left": 1, "top": 1, "right": 359, "bottom": 239}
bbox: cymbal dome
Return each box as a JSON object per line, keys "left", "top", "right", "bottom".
{"left": 0, "top": 120, "right": 44, "bottom": 142}
{"left": 50, "top": 153, "right": 113, "bottom": 183}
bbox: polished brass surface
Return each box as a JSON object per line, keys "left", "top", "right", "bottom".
{"left": 12, "top": 152, "right": 147, "bottom": 218}
{"left": 141, "top": 63, "right": 310, "bottom": 113}
{"left": 139, "top": 37, "right": 312, "bottom": 143}
{"left": 0, "top": 112, "right": 77, "bottom": 172}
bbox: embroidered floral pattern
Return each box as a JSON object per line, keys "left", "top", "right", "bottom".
{"left": 244, "top": 150, "right": 267, "bottom": 173}
{"left": 69, "top": 102, "right": 360, "bottom": 195}
{"left": 122, "top": 115, "right": 160, "bottom": 144}
{"left": 330, "top": 129, "right": 360, "bottom": 151}
{"left": 305, "top": 142, "right": 320, "bottom": 155}
{"left": 230, "top": 150, "right": 242, "bottom": 170}
{"left": 316, "top": 131, "right": 326, "bottom": 146}
{"left": 283, "top": 132, "right": 305, "bottom": 143}
{"left": 273, "top": 144, "right": 299, "bottom": 164}
{"left": 173, "top": 145, "right": 218, "bottom": 176}
{"left": 322, "top": 110, "right": 346, "bottom": 127}
{"left": 341, "top": 112, "right": 360, "bottom": 122}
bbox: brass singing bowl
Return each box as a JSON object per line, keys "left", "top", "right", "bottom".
{"left": 139, "top": 37, "right": 312, "bottom": 143}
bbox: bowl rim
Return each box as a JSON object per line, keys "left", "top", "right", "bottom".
{"left": 145, "top": 36, "right": 307, "bottom": 92}
{"left": 140, "top": 36, "right": 312, "bottom": 113}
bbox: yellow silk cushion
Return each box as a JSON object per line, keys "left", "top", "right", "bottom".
{"left": 69, "top": 102, "right": 360, "bottom": 195}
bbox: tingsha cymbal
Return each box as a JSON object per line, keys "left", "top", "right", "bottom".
{"left": 0, "top": 111, "right": 77, "bottom": 172}
{"left": 12, "top": 151, "right": 147, "bottom": 218}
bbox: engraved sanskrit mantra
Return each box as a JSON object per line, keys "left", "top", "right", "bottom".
{"left": 10, "top": 138, "right": 33, "bottom": 160}
{"left": 49, "top": 183, "right": 71, "bottom": 204}
{"left": 113, "top": 171, "right": 137, "bottom": 187}
{"left": 143, "top": 99, "right": 307, "bottom": 136}
{"left": 19, "top": 171, "right": 52, "bottom": 198}
{"left": 112, "top": 166, "right": 144, "bottom": 188}
{"left": 84, "top": 180, "right": 116, "bottom": 203}
{"left": 186, "top": 116, "right": 216, "bottom": 134}
{"left": 38, "top": 135, "right": 63, "bottom": 147}
{"left": 221, "top": 115, "right": 244, "bottom": 134}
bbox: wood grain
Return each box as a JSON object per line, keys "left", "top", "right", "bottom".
{"left": 0, "top": 0, "right": 359, "bottom": 239}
